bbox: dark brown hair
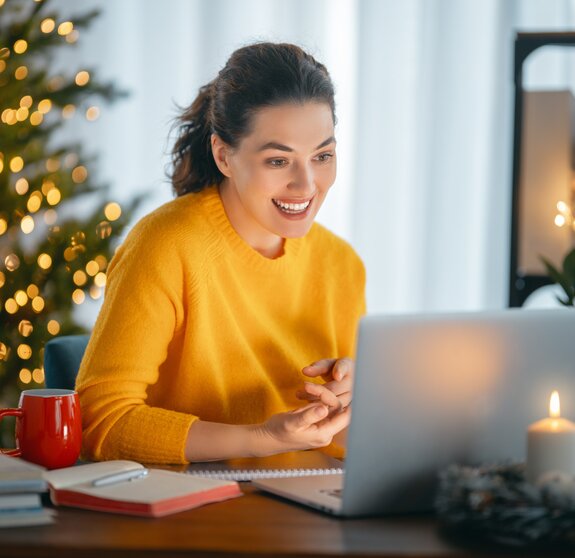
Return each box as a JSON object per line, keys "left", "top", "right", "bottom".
{"left": 169, "top": 42, "right": 336, "bottom": 197}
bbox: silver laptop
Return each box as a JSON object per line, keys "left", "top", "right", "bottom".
{"left": 253, "top": 309, "right": 575, "bottom": 517}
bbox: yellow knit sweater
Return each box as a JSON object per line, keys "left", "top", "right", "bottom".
{"left": 76, "top": 186, "right": 366, "bottom": 464}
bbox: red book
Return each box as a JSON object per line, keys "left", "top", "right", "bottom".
{"left": 44, "top": 460, "right": 242, "bottom": 517}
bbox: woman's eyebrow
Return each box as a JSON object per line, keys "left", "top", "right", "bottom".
{"left": 256, "top": 136, "right": 336, "bottom": 152}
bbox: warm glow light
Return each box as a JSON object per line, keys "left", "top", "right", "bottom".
{"left": 71, "top": 166, "right": 87, "bottom": 183}
{"left": 38, "top": 99, "right": 52, "bottom": 114}
{"left": 20, "top": 215, "right": 34, "bottom": 234}
{"left": 18, "top": 320, "right": 33, "bottom": 337}
{"left": 0, "top": 218, "right": 7, "bottom": 235}
{"left": 14, "top": 40, "right": 28, "bottom": 54}
{"left": 555, "top": 215, "right": 566, "bottom": 227}
{"left": 15, "top": 177, "right": 29, "bottom": 195}
{"left": 15, "top": 66, "right": 28, "bottom": 80}
{"left": 73, "top": 270, "right": 87, "bottom": 286}
{"left": 75, "top": 70, "right": 90, "bottom": 86}
{"left": 0, "top": 342, "right": 7, "bottom": 360}
{"left": 46, "top": 158, "right": 60, "bottom": 172}
{"left": 10, "top": 156, "right": 24, "bottom": 173}
{"left": 19, "top": 369, "right": 32, "bottom": 384}
{"left": 89, "top": 285, "right": 102, "bottom": 300}
{"left": 31, "top": 296, "right": 45, "bottom": 313}
{"left": 26, "top": 284, "right": 39, "bottom": 298}
{"left": 16, "top": 107, "right": 29, "bottom": 121}
{"left": 0, "top": 271, "right": 5, "bottom": 287}
{"left": 72, "top": 289, "right": 85, "bottom": 304}
{"left": 104, "top": 202, "right": 121, "bottom": 221}
{"left": 47, "top": 320, "right": 60, "bottom": 335}
{"left": 5, "top": 254, "right": 20, "bottom": 271}
{"left": 44, "top": 209, "right": 57, "bottom": 225}
{"left": 66, "top": 30, "right": 79, "bottom": 44}
{"left": 550, "top": 390, "right": 561, "bottom": 418}
{"left": 32, "top": 368, "right": 44, "bottom": 383}
{"left": 20, "top": 95, "right": 32, "bottom": 109}
{"left": 37, "top": 253, "right": 52, "bottom": 269}
{"left": 27, "top": 191, "right": 42, "bottom": 213}
{"left": 30, "top": 111, "right": 43, "bottom": 126}
{"left": 62, "top": 104, "right": 75, "bottom": 119}
{"left": 58, "top": 21, "right": 74, "bottom": 36}
{"left": 94, "top": 272, "right": 107, "bottom": 288}
{"left": 95, "top": 255, "right": 107, "bottom": 270}
{"left": 0, "top": 60, "right": 5, "bottom": 73}
{"left": 5, "top": 299, "right": 18, "bottom": 314}
{"left": 86, "top": 106, "right": 100, "bottom": 121}
{"left": 17, "top": 344, "right": 31, "bottom": 359}
{"left": 86, "top": 260, "right": 99, "bottom": 276}
{"left": 41, "top": 18, "right": 55, "bottom": 33}
{"left": 556, "top": 200, "right": 568, "bottom": 213}
{"left": 41, "top": 179, "right": 55, "bottom": 195}
{"left": 46, "top": 188, "right": 61, "bottom": 206}
{"left": 14, "top": 290, "right": 28, "bottom": 306}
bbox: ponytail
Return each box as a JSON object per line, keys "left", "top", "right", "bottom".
{"left": 170, "top": 80, "right": 223, "bottom": 196}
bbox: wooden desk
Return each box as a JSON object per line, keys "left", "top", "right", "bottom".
{"left": 0, "top": 484, "right": 571, "bottom": 558}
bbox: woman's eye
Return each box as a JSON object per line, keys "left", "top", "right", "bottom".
{"left": 316, "top": 152, "right": 334, "bottom": 163}
{"left": 267, "top": 159, "right": 288, "bottom": 168}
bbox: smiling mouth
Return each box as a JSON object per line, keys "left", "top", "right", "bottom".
{"left": 272, "top": 198, "right": 312, "bottom": 215}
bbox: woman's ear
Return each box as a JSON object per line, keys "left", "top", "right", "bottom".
{"left": 211, "top": 134, "right": 233, "bottom": 178}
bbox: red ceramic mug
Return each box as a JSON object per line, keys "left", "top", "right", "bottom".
{"left": 0, "top": 389, "right": 82, "bottom": 469}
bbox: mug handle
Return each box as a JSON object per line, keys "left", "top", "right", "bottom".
{"left": 0, "top": 409, "right": 23, "bottom": 457}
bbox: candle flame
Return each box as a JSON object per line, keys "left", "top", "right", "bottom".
{"left": 549, "top": 390, "right": 561, "bottom": 418}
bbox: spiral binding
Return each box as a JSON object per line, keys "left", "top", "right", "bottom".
{"left": 187, "top": 467, "right": 343, "bottom": 482}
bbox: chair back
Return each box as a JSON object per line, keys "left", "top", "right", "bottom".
{"left": 44, "top": 335, "right": 90, "bottom": 390}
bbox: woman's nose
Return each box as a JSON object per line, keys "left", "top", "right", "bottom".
{"left": 288, "top": 163, "right": 314, "bottom": 194}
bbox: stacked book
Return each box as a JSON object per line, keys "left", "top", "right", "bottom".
{"left": 0, "top": 453, "right": 55, "bottom": 527}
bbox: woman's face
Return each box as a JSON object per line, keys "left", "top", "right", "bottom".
{"left": 213, "top": 102, "right": 336, "bottom": 257}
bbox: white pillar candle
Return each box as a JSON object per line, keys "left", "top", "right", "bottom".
{"left": 527, "top": 391, "right": 575, "bottom": 484}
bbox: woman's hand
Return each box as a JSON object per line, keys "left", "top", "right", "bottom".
{"left": 297, "top": 358, "right": 354, "bottom": 416}
{"left": 255, "top": 401, "right": 351, "bottom": 454}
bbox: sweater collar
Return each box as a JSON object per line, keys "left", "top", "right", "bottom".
{"left": 199, "top": 186, "right": 304, "bottom": 271}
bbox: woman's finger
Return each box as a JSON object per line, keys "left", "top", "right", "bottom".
{"left": 302, "top": 382, "right": 343, "bottom": 411}
{"left": 301, "top": 359, "right": 337, "bottom": 379}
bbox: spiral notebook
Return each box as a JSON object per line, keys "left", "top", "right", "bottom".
{"left": 185, "top": 450, "right": 343, "bottom": 482}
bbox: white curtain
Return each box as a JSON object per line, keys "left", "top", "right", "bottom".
{"left": 53, "top": 0, "right": 575, "bottom": 324}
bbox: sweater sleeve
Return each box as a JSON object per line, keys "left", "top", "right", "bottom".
{"left": 76, "top": 217, "right": 197, "bottom": 464}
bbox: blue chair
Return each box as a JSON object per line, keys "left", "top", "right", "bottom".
{"left": 44, "top": 334, "right": 90, "bottom": 390}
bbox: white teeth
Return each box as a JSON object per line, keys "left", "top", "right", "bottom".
{"left": 273, "top": 199, "right": 311, "bottom": 213}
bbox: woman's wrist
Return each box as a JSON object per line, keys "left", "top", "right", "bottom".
{"left": 184, "top": 420, "right": 281, "bottom": 462}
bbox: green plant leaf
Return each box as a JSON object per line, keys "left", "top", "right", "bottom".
{"left": 540, "top": 255, "right": 575, "bottom": 305}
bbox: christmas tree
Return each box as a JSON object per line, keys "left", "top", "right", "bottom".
{"left": 0, "top": 0, "right": 141, "bottom": 408}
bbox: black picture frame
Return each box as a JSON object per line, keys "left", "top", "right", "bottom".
{"left": 509, "top": 32, "right": 575, "bottom": 307}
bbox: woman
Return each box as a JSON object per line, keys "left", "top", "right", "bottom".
{"left": 76, "top": 42, "right": 366, "bottom": 464}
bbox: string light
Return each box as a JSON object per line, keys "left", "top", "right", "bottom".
{"left": 26, "top": 284, "right": 39, "bottom": 298}
{"left": 41, "top": 179, "right": 55, "bottom": 195}
{"left": 40, "top": 18, "right": 55, "bottom": 33}
{"left": 19, "top": 369, "right": 32, "bottom": 384}
{"left": 46, "top": 188, "right": 61, "bottom": 206}
{"left": 0, "top": 60, "right": 5, "bottom": 73}
{"left": 18, "top": 320, "right": 33, "bottom": 337}
{"left": 27, "top": 191, "right": 42, "bottom": 213}
{"left": 46, "top": 157, "right": 60, "bottom": 172}
{"left": 31, "top": 296, "right": 45, "bottom": 312}
{"left": 75, "top": 70, "right": 90, "bottom": 86}
{"left": 62, "top": 104, "right": 75, "bottom": 118}
{"left": 89, "top": 285, "right": 102, "bottom": 299}
{"left": 94, "top": 272, "right": 107, "bottom": 288}
{"left": 15, "top": 178, "right": 29, "bottom": 195}
{"left": 20, "top": 215, "right": 34, "bottom": 234}
{"left": 72, "top": 165, "right": 87, "bottom": 183}
{"left": 10, "top": 156, "right": 24, "bottom": 173}
{"left": 0, "top": 47, "right": 10, "bottom": 58}
{"left": 65, "top": 30, "right": 79, "bottom": 44}
{"left": 38, "top": 99, "right": 52, "bottom": 114}
{"left": 96, "top": 221, "right": 111, "bottom": 239}
{"left": 86, "top": 260, "right": 99, "bottom": 276}
{"left": 58, "top": 21, "right": 74, "bottom": 36}
{"left": 86, "top": 106, "right": 100, "bottom": 121}
{"left": 47, "top": 320, "right": 60, "bottom": 335}
{"left": 44, "top": 209, "right": 57, "bottom": 225}
{"left": 30, "top": 111, "right": 43, "bottom": 126}
{"left": 14, "top": 290, "right": 28, "bottom": 306}
{"left": 15, "top": 66, "right": 28, "bottom": 80}
{"left": 37, "top": 253, "right": 52, "bottom": 269}
{"left": 72, "top": 289, "right": 85, "bottom": 304}
{"left": 0, "top": 343, "right": 7, "bottom": 360}
{"left": 0, "top": 218, "right": 7, "bottom": 235}
{"left": 17, "top": 344, "right": 32, "bottom": 360}
{"left": 20, "top": 95, "right": 33, "bottom": 108}
{"left": 0, "top": 271, "right": 5, "bottom": 287}
{"left": 73, "top": 270, "right": 87, "bottom": 286}
{"left": 13, "top": 40, "right": 28, "bottom": 54}
{"left": 32, "top": 369, "right": 44, "bottom": 384}
{"left": 95, "top": 255, "right": 108, "bottom": 270}
{"left": 5, "top": 299, "right": 18, "bottom": 314}
{"left": 104, "top": 202, "right": 122, "bottom": 221}
{"left": 5, "top": 254, "right": 20, "bottom": 271}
